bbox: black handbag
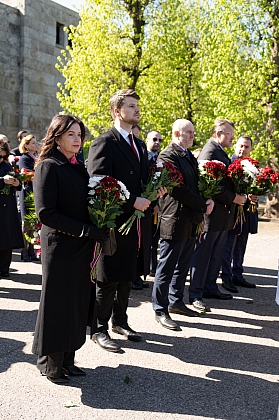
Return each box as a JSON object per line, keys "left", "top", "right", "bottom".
{"left": 102, "top": 228, "right": 117, "bottom": 256}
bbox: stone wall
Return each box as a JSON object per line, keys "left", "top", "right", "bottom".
{"left": 0, "top": 0, "right": 79, "bottom": 147}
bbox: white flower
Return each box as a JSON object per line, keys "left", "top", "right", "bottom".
{"left": 88, "top": 189, "right": 95, "bottom": 196}
{"left": 198, "top": 160, "right": 209, "bottom": 169}
{"left": 154, "top": 171, "right": 161, "bottom": 179}
{"left": 118, "top": 181, "right": 130, "bottom": 200}
{"left": 156, "top": 161, "right": 163, "bottom": 168}
{"left": 88, "top": 175, "right": 104, "bottom": 188}
{"left": 241, "top": 160, "right": 258, "bottom": 180}
{"left": 89, "top": 199, "right": 95, "bottom": 204}
{"left": 33, "top": 232, "right": 38, "bottom": 238}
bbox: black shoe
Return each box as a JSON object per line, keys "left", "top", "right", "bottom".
{"left": 0, "top": 271, "right": 9, "bottom": 278}
{"left": 62, "top": 365, "right": 86, "bottom": 376}
{"left": 222, "top": 279, "right": 238, "bottom": 293}
{"left": 93, "top": 331, "right": 121, "bottom": 352}
{"left": 203, "top": 290, "right": 233, "bottom": 300}
{"left": 21, "top": 252, "right": 31, "bottom": 262}
{"left": 46, "top": 373, "right": 69, "bottom": 384}
{"left": 132, "top": 277, "right": 143, "bottom": 290}
{"left": 189, "top": 298, "right": 211, "bottom": 313}
{"left": 232, "top": 277, "right": 256, "bottom": 288}
{"left": 149, "top": 271, "right": 156, "bottom": 277}
{"left": 155, "top": 312, "right": 181, "bottom": 331}
{"left": 169, "top": 303, "right": 199, "bottom": 317}
{"left": 112, "top": 324, "right": 142, "bottom": 342}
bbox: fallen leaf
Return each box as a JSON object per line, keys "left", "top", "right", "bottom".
{"left": 64, "top": 400, "right": 79, "bottom": 408}
{"left": 124, "top": 376, "right": 131, "bottom": 384}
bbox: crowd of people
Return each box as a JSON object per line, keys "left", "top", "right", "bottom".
{"left": 0, "top": 89, "right": 258, "bottom": 384}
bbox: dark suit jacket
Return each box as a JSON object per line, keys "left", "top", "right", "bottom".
{"left": 87, "top": 127, "right": 152, "bottom": 281}
{"left": 198, "top": 139, "right": 236, "bottom": 232}
{"left": 157, "top": 142, "right": 207, "bottom": 241}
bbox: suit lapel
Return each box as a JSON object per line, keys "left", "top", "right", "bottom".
{"left": 111, "top": 127, "right": 141, "bottom": 177}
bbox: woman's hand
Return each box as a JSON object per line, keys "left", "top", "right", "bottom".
{"left": 3, "top": 175, "right": 19, "bottom": 187}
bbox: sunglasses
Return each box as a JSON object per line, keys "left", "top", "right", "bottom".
{"left": 152, "top": 137, "right": 163, "bottom": 142}
{"left": 0, "top": 155, "right": 7, "bottom": 160}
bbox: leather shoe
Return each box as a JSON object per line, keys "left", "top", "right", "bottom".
{"left": 93, "top": 331, "right": 121, "bottom": 352}
{"left": 169, "top": 303, "right": 199, "bottom": 317}
{"left": 46, "top": 373, "right": 69, "bottom": 384}
{"left": 112, "top": 324, "right": 142, "bottom": 342}
{"left": 222, "top": 279, "right": 238, "bottom": 293}
{"left": 132, "top": 277, "right": 143, "bottom": 290}
{"left": 62, "top": 365, "right": 86, "bottom": 376}
{"left": 0, "top": 271, "right": 9, "bottom": 278}
{"left": 155, "top": 312, "right": 181, "bottom": 331}
{"left": 203, "top": 290, "right": 233, "bottom": 300}
{"left": 189, "top": 298, "right": 211, "bottom": 313}
{"left": 233, "top": 277, "right": 256, "bottom": 288}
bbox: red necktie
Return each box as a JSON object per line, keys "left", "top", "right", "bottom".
{"left": 128, "top": 134, "right": 139, "bottom": 160}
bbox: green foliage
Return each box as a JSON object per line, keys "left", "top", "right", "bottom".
{"left": 56, "top": 0, "right": 279, "bottom": 162}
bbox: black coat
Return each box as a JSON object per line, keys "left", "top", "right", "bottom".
{"left": 87, "top": 126, "right": 152, "bottom": 281}
{"left": 198, "top": 139, "right": 236, "bottom": 232}
{"left": 32, "top": 151, "right": 95, "bottom": 356}
{"left": 0, "top": 161, "right": 23, "bottom": 250}
{"left": 157, "top": 142, "right": 207, "bottom": 241}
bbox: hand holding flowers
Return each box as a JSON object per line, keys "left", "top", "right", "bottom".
{"left": 119, "top": 161, "right": 183, "bottom": 235}
{"left": 1, "top": 157, "right": 34, "bottom": 194}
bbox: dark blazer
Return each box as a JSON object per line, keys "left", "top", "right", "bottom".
{"left": 157, "top": 142, "right": 207, "bottom": 241}
{"left": 0, "top": 160, "right": 23, "bottom": 250}
{"left": 32, "top": 151, "right": 95, "bottom": 356}
{"left": 87, "top": 126, "right": 152, "bottom": 281}
{"left": 198, "top": 139, "right": 236, "bottom": 232}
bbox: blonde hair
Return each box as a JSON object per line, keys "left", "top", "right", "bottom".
{"left": 19, "top": 134, "right": 36, "bottom": 154}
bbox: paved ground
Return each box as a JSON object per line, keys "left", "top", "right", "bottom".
{"left": 0, "top": 219, "right": 279, "bottom": 420}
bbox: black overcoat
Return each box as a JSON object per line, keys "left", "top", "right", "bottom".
{"left": 198, "top": 139, "right": 236, "bottom": 232}
{"left": 0, "top": 161, "right": 23, "bottom": 250}
{"left": 32, "top": 151, "right": 95, "bottom": 356}
{"left": 157, "top": 142, "right": 207, "bottom": 241}
{"left": 87, "top": 127, "right": 152, "bottom": 282}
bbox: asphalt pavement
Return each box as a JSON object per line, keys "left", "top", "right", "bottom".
{"left": 0, "top": 219, "right": 279, "bottom": 420}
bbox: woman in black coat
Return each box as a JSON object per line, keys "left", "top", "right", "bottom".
{"left": 0, "top": 139, "right": 23, "bottom": 277}
{"left": 32, "top": 115, "right": 108, "bottom": 384}
{"left": 18, "top": 134, "right": 39, "bottom": 261}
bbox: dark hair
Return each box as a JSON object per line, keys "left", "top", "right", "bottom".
{"left": 0, "top": 139, "right": 10, "bottom": 160}
{"left": 17, "top": 130, "right": 28, "bottom": 142}
{"left": 109, "top": 89, "right": 140, "bottom": 120}
{"left": 35, "top": 114, "right": 85, "bottom": 168}
{"left": 238, "top": 135, "right": 252, "bottom": 145}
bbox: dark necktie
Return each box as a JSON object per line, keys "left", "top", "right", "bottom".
{"left": 185, "top": 149, "right": 190, "bottom": 158}
{"left": 128, "top": 134, "right": 139, "bottom": 160}
{"left": 153, "top": 154, "right": 158, "bottom": 163}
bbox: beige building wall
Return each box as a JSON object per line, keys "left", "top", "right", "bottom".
{"left": 0, "top": 0, "right": 79, "bottom": 147}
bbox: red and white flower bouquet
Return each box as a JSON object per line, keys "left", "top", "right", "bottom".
{"left": 227, "top": 157, "right": 259, "bottom": 222}
{"left": 118, "top": 161, "right": 183, "bottom": 235}
{"left": 88, "top": 175, "right": 130, "bottom": 281}
{"left": 197, "top": 160, "right": 227, "bottom": 199}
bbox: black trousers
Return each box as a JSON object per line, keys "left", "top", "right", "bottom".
{"left": 0, "top": 249, "right": 12, "bottom": 272}
{"left": 96, "top": 281, "right": 132, "bottom": 332}
{"left": 37, "top": 351, "right": 75, "bottom": 378}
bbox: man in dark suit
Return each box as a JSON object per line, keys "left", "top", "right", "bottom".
{"left": 132, "top": 130, "right": 163, "bottom": 290}
{"left": 152, "top": 119, "right": 214, "bottom": 331}
{"left": 87, "top": 89, "right": 165, "bottom": 352}
{"left": 221, "top": 136, "right": 257, "bottom": 292}
{"left": 189, "top": 119, "right": 246, "bottom": 312}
